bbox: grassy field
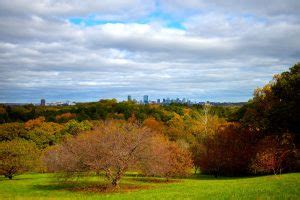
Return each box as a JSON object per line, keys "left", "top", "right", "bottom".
{"left": 0, "top": 173, "right": 299, "bottom": 200}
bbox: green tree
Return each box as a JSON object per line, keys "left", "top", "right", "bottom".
{"left": 0, "top": 122, "right": 27, "bottom": 141}
{"left": 64, "top": 119, "right": 92, "bottom": 135}
{"left": 237, "top": 63, "right": 300, "bottom": 143}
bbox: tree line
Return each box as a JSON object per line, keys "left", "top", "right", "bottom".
{"left": 0, "top": 63, "right": 299, "bottom": 188}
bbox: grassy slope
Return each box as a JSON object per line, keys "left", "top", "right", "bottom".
{"left": 0, "top": 173, "right": 299, "bottom": 200}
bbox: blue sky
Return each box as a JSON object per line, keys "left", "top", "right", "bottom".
{"left": 0, "top": 0, "right": 299, "bottom": 103}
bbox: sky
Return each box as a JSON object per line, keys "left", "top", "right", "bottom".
{"left": 0, "top": 0, "right": 299, "bottom": 103}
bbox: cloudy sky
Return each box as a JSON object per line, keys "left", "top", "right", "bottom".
{"left": 0, "top": 0, "right": 299, "bottom": 103}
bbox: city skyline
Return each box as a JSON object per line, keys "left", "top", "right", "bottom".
{"left": 1, "top": 1, "right": 299, "bottom": 103}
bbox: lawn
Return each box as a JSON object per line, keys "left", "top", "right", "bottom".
{"left": 0, "top": 173, "right": 299, "bottom": 200}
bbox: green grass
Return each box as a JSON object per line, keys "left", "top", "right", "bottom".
{"left": 0, "top": 173, "right": 299, "bottom": 200}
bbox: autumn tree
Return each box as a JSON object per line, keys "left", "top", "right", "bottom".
{"left": 55, "top": 113, "right": 76, "bottom": 123}
{"left": 198, "top": 123, "right": 258, "bottom": 176}
{"left": 143, "top": 117, "right": 164, "bottom": 134}
{"left": 0, "top": 139, "right": 39, "bottom": 179}
{"left": 238, "top": 63, "right": 300, "bottom": 143}
{"left": 45, "top": 121, "right": 193, "bottom": 187}
{"left": 141, "top": 136, "right": 193, "bottom": 179}
{"left": 0, "top": 122, "right": 27, "bottom": 141}
{"left": 187, "top": 114, "right": 226, "bottom": 171}
{"left": 63, "top": 119, "right": 92, "bottom": 136}
{"left": 24, "top": 116, "right": 45, "bottom": 129}
{"left": 26, "top": 122, "right": 65, "bottom": 148}
{"left": 166, "top": 113, "right": 185, "bottom": 140}
{"left": 251, "top": 134, "right": 297, "bottom": 174}
{"left": 0, "top": 106, "right": 8, "bottom": 123}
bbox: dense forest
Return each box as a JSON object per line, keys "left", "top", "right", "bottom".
{"left": 0, "top": 63, "right": 299, "bottom": 186}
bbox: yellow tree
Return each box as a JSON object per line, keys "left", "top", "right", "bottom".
{"left": 0, "top": 139, "right": 39, "bottom": 179}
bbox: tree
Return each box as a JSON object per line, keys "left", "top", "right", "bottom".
{"left": 237, "top": 63, "right": 300, "bottom": 143}
{"left": 270, "top": 63, "right": 300, "bottom": 139}
{"left": 45, "top": 121, "right": 193, "bottom": 187}
{"left": 198, "top": 123, "right": 258, "bottom": 176}
{"left": 55, "top": 113, "right": 76, "bottom": 123}
{"left": 24, "top": 116, "right": 45, "bottom": 129}
{"left": 251, "top": 134, "right": 297, "bottom": 174}
{"left": 166, "top": 113, "right": 185, "bottom": 140}
{"left": 0, "top": 139, "right": 39, "bottom": 179}
{"left": 143, "top": 117, "right": 164, "bottom": 134}
{"left": 189, "top": 143, "right": 203, "bottom": 174}
{"left": 64, "top": 119, "right": 92, "bottom": 136}
{"left": 141, "top": 136, "right": 193, "bottom": 179}
{"left": 203, "top": 102, "right": 211, "bottom": 136}
{"left": 27, "top": 122, "right": 64, "bottom": 148}
{"left": 0, "top": 122, "right": 27, "bottom": 141}
{"left": 45, "top": 122, "right": 152, "bottom": 187}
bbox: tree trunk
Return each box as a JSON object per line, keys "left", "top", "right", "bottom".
{"left": 5, "top": 174, "right": 13, "bottom": 180}
{"left": 111, "top": 170, "right": 123, "bottom": 188}
{"left": 111, "top": 178, "right": 120, "bottom": 187}
{"left": 194, "top": 167, "right": 198, "bottom": 174}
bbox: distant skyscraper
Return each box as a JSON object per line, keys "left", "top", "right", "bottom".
{"left": 157, "top": 99, "right": 160, "bottom": 104}
{"left": 127, "top": 95, "right": 132, "bottom": 101}
{"left": 143, "top": 95, "right": 149, "bottom": 104}
{"left": 166, "top": 98, "right": 170, "bottom": 104}
{"left": 40, "top": 99, "right": 46, "bottom": 106}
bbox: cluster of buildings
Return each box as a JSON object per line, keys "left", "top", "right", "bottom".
{"left": 127, "top": 95, "right": 245, "bottom": 106}
{"left": 37, "top": 97, "right": 245, "bottom": 107}
{"left": 127, "top": 95, "right": 194, "bottom": 105}
{"left": 40, "top": 99, "right": 76, "bottom": 106}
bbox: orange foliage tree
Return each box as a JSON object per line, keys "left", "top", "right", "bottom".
{"left": 44, "top": 121, "right": 192, "bottom": 187}
{"left": 141, "top": 136, "right": 193, "bottom": 179}
{"left": 24, "top": 116, "right": 45, "bottom": 129}
{"left": 143, "top": 117, "right": 164, "bottom": 134}
{"left": 55, "top": 113, "right": 76, "bottom": 123}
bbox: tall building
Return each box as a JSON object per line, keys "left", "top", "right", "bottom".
{"left": 127, "top": 95, "right": 132, "bottom": 102}
{"left": 40, "top": 99, "right": 46, "bottom": 106}
{"left": 143, "top": 95, "right": 149, "bottom": 104}
{"left": 157, "top": 99, "right": 160, "bottom": 104}
{"left": 166, "top": 98, "right": 170, "bottom": 104}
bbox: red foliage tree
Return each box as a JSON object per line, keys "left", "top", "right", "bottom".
{"left": 251, "top": 134, "right": 297, "bottom": 174}
{"left": 198, "top": 123, "right": 258, "bottom": 176}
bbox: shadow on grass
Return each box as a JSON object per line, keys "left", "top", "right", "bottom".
{"left": 0, "top": 177, "right": 36, "bottom": 181}
{"left": 123, "top": 172, "right": 258, "bottom": 181}
{"left": 187, "top": 173, "right": 270, "bottom": 181}
{"left": 32, "top": 181, "right": 152, "bottom": 194}
{"left": 131, "top": 177, "right": 180, "bottom": 184}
